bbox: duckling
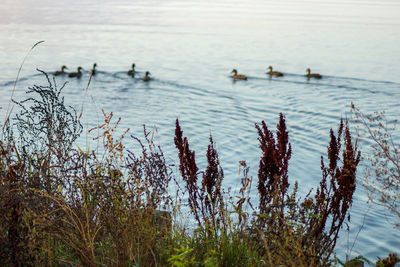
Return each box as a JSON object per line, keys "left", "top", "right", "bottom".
{"left": 127, "top": 63, "right": 136, "bottom": 77}
{"left": 89, "top": 63, "right": 97, "bottom": 76}
{"left": 53, "top": 65, "right": 68, "bottom": 76}
{"left": 68, "top": 67, "right": 83, "bottom": 78}
{"left": 231, "top": 69, "right": 247, "bottom": 80}
{"left": 141, "top": 71, "right": 151, "bottom": 82}
{"left": 306, "top": 68, "right": 322, "bottom": 79}
{"left": 267, "top": 66, "right": 283, "bottom": 77}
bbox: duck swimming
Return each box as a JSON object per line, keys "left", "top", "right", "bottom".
{"left": 306, "top": 68, "right": 322, "bottom": 79}
{"left": 68, "top": 67, "right": 83, "bottom": 78}
{"left": 142, "top": 71, "right": 151, "bottom": 82}
{"left": 90, "top": 63, "right": 97, "bottom": 76}
{"left": 267, "top": 66, "right": 283, "bottom": 77}
{"left": 127, "top": 63, "right": 136, "bottom": 77}
{"left": 53, "top": 65, "right": 68, "bottom": 76}
{"left": 231, "top": 69, "right": 247, "bottom": 80}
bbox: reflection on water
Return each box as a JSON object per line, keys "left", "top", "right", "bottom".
{"left": 1, "top": 0, "right": 400, "bottom": 261}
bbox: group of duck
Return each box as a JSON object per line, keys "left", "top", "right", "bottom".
{"left": 53, "top": 63, "right": 151, "bottom": 81}
{"left": 54, "top": 63, "right": 321, "bottom": 82}
{"left": 231, "top": 66, "right": 322, "bottom": 80}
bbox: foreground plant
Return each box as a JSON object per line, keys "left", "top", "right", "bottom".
{"left": 1, "top": 73, "right": 174, "bottom": 266}
{"left": 173, "top": 114, "right": 360, "bottom": 266}
{"left": 1, "top": 70, "right": 83, "bottom": 266}
{"left": 0, "top": 71, "right": 366, "bottom": 266}
{"left": 351, "top": 103, "right": 400, "bottom": 227}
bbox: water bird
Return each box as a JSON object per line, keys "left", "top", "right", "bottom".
{"left": 127, "top": 63, "right": 136, "bottom": 77}
{"left": 90, "top": 63, "right": 97, "bottom": 76}
{"left": 142, "top": 71, "right": 151, "bottom": 82}
{"left": 231, "top": 69, "right": 247, "bottom": 80}
{"left": 68, "top": 67, "right": 83, "bottom": 78}
{"left": 53, "top": 65, "right": 68, "bottom": 76}
{"left": 267, "top": 66, "right": 283, "bottom": 77}
{"left": 306, "top": 68, "right": 322, "bottom": 79}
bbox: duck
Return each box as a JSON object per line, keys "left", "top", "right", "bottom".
{"left": 68, "top": 67, "right": 83, "bottom": 78}
{"left": 231, "top": 69, "right": 247, "bottom": 80}
{"left": 127, "top": 63, "right": 136, "bottom": 77}
{"left": 89, "top": 63, "right": 97, "bottom": 76}
{"left": 267, "top": 66, "right": 283, "bottom": 77}
{"left": 141, "top": 71, "right": 151, "bottom": 82}
{"left": 53, "top": 65, "right": 68, "bottom": 76}
{"left": 306, "top": 68, "right": 322, "bottom": 79}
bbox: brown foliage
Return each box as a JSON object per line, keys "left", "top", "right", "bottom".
{"left": 256, "top": 113, "right": 291, "bottom": 226}
{"left": 253, "top": 114, "right": 360, "bottom": 265}
{"left": 376, "top": 253, "right": 400, "bottom": 267}
{"left": 308, "top": 120, "right": 361, "bottom": 260}
{"left": 174, "top": 119, "right": 225, "bottom": 231}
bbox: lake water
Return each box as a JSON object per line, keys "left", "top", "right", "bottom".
{"left": 1, "top": 0, "right": 400, "bottom": 262}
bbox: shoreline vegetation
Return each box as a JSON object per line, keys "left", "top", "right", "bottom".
{"left": 0, "top": 71, "right": 398, "bottom": 266}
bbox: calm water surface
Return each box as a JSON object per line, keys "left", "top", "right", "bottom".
{"left": 1, "top": 0, "right": 400, "bottom": 261}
